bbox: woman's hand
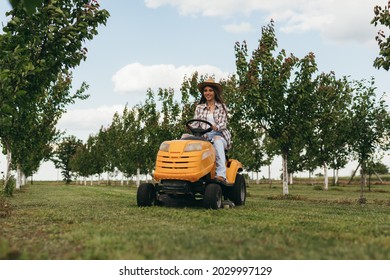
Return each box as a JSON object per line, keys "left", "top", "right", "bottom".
{"left": 212, "top": 124, "right": 218, "bottom": 131}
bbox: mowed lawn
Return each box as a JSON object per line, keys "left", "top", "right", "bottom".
{"left": 1, "top": 181, "right": 390, "bottom": 260}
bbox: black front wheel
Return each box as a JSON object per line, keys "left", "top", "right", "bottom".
{"left": 230, "top": 174, "right": 246, "bottom": 206}
{"left": 204, "top": 183, "right": 222, "bottom": 209}
{"left": 137, "top": 183, "right": 156, "bottom": 207}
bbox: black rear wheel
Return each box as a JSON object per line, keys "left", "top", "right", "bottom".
{"left": 137, "top": 183, "right": 156, "bottom": 207}
{"left": 204, "top": 183, "right": 222, "bottom": 209}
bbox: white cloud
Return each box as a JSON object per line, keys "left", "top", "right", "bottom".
{"left": 112, "top": 62, "right": 230, "bottom": 94}
{"left": 223, "top": 22, "right": 254, "bottom": 34}
{"left": 144, "top": 0, "right": 256, "bottom": 17}
{"left": 144, "top": 0, "right": 380, "bottom": 44}
{"left": 275, "top": 0, "right": 378, "bottom": 45}
{"left": 57, "top": 105, "right": 125, "bottom": 140}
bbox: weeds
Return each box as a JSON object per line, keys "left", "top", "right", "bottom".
{"left": 358, "top": 197, "right": 367, "bottom": 205}
{"left": 334, "top": 198, "right": 356, "bottom": 205}
{"left": 0, "top": 197, "right": 12, "bottom": 218}
{"left": 312, "top": 185, "right": 323, "bottom": 191}
{"left": 1, "top": 176, "right": 15, "bottom": 197}
{"left": 266, "top": 194, "right": 308, "bottom": 201}
{"left": 372, "top": 199, "right": 390, "bottom": 206}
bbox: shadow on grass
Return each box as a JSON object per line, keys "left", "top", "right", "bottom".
{"left": 0, "top": 239, "right": 23, "bottom": 260}
{"left": 157, "top": 194, "right": 204, "bottom": 208}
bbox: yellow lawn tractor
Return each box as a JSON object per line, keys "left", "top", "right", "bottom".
{"left": 137, "top": 119, "right": 246, "bottom": 209}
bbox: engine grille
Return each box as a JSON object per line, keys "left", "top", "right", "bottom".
{"left": 156, "top": 153, "right": 199, "bottom": 171}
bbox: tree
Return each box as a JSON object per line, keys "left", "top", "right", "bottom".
{"left": 234, "top": 22, "right": 295, "bottom": 194}
{"left": 306, "top": 72, "right": 352, "bottom": 190}
{"left": 235, "top": 21, "right": 319, "bottom": 195}
{"left": 158, "top": 88, "right": 181, "bottom": 140}
{"left": 372, "top": 1, "right": 390, "bottom": 70}
{"left": 109, "top": 107, "right": 136, "bottom": 180}
{"left": 348, "top": 78, "right": 389, "bottom": 201}
{"left": 69, "top": 143, "right": 91, "bottom": 181}
{"left": 12, "top": 74, "right": 88, "bottom": 189}
{"left": 222, "top": 74, "right": 266, "bottom": 172}
{"left": 52, "top": 135, "right": 83, "bottom": 183}
{"left": 94, "top": 126, "right": 118, "bottom": 184}
{"left": 0, "top": 0, "right": 109, "bottom": 191}
{"left": 70, "top": 134, "right": 106, "bottom": 183}
{"left": 137, "top": 91, "right": 160, "bottom": 176}
{"left": 368, "top": 162, "right": 389, "bottom": 175}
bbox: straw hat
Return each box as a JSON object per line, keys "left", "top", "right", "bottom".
{"left": 197, "top": 78, "right": 223, "bottom": 95}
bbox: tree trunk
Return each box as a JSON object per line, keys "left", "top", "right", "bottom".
{"left": 136, "top": 168, "right": 140, "bottom": 187}
{"left": 289, "top": 173, "right": 293, "bottom": 185}
{"left": 368, "top": 174, "right": 372, "bottom": 191}
{"left": 22, "top": 172, "right": 26, "bottom": 186}
{"left": 282, "top": 153, "right": 288, "bottom": 195}
{"left": 16, "top": 164, "right": 22, "bottom": 190}
{"left": 3, "top": 143, "right": 12, "bottom": 192}
{"left": 17, "top": 166, "right": 25, "bottom": 188}
{"left": 374, "top": 170, "right": 383, "bottom": 183}
{"left": 323, "top": 162, "right": 328, "bottom": 191}
{"left": 348, "top": 163, "right": 360, "bottom": 185}
{"left": 268, "top": 165, "right": 272, "bottom": 188}
{"left": 359, "top": 162, "right": 367, "bottom": 202}
{"left": 332, "top": 169, "right": 335, "bottom": 186}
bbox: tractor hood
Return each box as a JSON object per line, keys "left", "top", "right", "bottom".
{"left": 153, "top": 139, "right": 215, "bottom": 182}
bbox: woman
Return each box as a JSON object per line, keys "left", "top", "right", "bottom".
{"left": 193, "top": 78, "right": 232, "bottom": 183}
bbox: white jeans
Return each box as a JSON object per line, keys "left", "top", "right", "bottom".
{"left": 206, "top": 131, "right": 227, "bottom": 179}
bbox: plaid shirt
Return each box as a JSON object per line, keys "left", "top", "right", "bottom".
{"left": 193, "top": 102, "right": 232, "bottom": 149}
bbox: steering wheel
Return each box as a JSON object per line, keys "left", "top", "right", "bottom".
{"left": 185, "top": 119, "right": 213, "bottom": 137}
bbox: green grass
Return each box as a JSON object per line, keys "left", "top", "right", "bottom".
{"left": 1, "top": 181, "right": 390, "bottom": 260}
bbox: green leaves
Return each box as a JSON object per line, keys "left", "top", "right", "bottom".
{"left": 232, "top": 20, "right": 389, "bottom": 193}
{"left": 8, "top": 0, "right": 45, "bottom": 15}
{"left": 349, "top": 78, "right": 389, "bottom": 162}
{"left": 307, "top": 72, "right": 352, "bottom": 172}
{"left": 53, "top": 135, "right": 83, "bottom": 183}
{"left": 372, "top": 2, "right": 390, "bottom": 70}
{"left": 0, "top": 1, "right": 110, "bottom": 181}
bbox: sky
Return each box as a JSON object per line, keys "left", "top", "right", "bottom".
{"left": 0, "top": 0, "right": 389, "bottom": 180}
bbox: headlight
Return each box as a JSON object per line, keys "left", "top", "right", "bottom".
{"left": 159, "top": 142, "right": 170, "bottom": 152}
{"left": 184, "top": 143, "right": 202, "bottom": 152}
